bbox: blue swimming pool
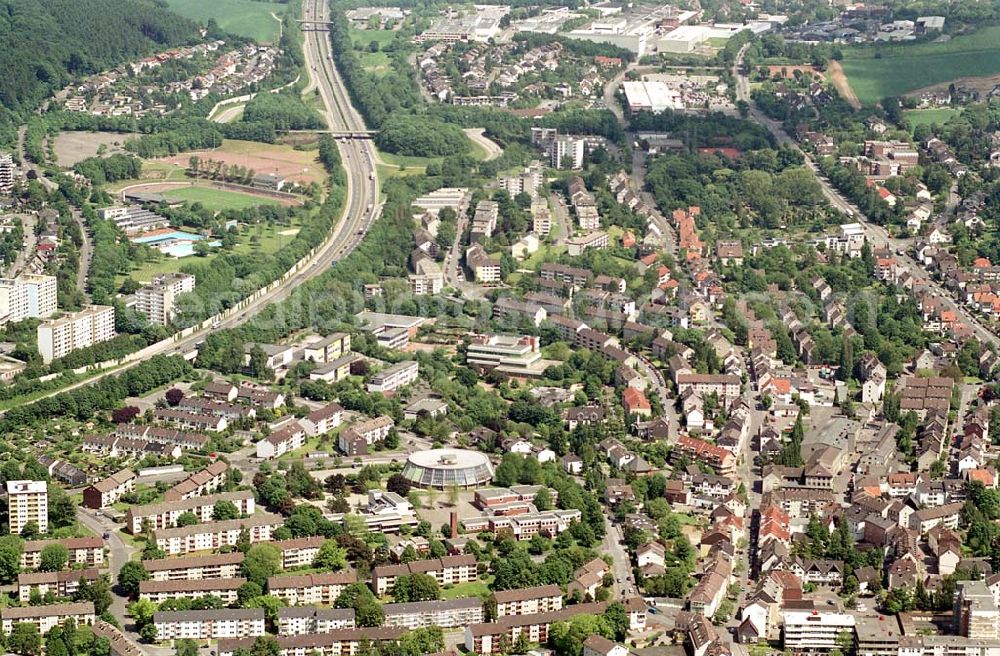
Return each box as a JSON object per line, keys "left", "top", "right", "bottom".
{"left": 133, "top": 231, "right": 206, "bottom": 245}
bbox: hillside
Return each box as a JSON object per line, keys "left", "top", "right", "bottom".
{"left": 164, "top": 0, "right": 287, "bottom": 43}
{"left": 0, "top": 0, "right": 200, "bottom": 113}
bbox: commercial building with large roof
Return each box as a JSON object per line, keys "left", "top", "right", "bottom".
{"left": 401, "top": 448, "right": 494, "bottom": 490}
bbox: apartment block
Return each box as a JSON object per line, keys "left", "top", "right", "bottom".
{"left": 37, "top": 305, "right": 116, "bottom": 364}
{"left": 126, "top": 490, "right": 255, "bottom": 533}
{"left": 383, "top": 598, "right": 484, "bottom": 629}
{"left": 782, "top": 611, "right": 856, "bottom": 652}
{"left": 372, "top": 555, "right": 477, "bottom": 596}
{"left": 153, "top": 609, "right": 265, "bottom": 641}
{"left": 465, "top": 334, "right": 546, "bottom": 379}
{"left": 7, "top": 480, "right": 47, "bottom": 535}
{"left": 82, "top": 468, "right": 137, "bottom": 509}
{"left": 152, "top": 513, "right": 283, "bottom": 556}
{"left": 139, "top": 578, "right": 244, "bottom": 604}
{"left": 218, "top": 628, "right": 407, "bottom": 656}
{"left": 0, "top": 602, "right": 95, "bottom": 635}
{"left": 302, "top": 333, "right": 352, "bottom": 363}
{"left": 256, "top": 421, "right": 306, "bottom": 459}
{"left": 267, "top": 572, "right": 358, "bottom": 606}
{"left": 0, "top": 274, "right": 57, "bottom": 323}
{"left": 277, "top": 608, "right": 356, "bottom": 636}
{"left": 367, "top": 360, "right": 419, "bottom": 394}
{"left": 135, "top": 273, "right": 195, "bottom": 326}
{"left": 466, "top": 601, "right": 608, "bottom": 654}
{"left": 18, "top": 568, "right": 100, "bottom": 603}
{"left": 163, "top": 461, "right": 228, "bottom": 502}
{"left": 493, "top": 584, "right": 563, "bottom": 617}
{"left": 144, "top": 552, "right": 245, "bottom": 582}
{"left": 338, "top": 416, "right": 394, "bottom": 457}
{"left": 0, "top": 153, "right": 13, "bottom": 194}
{"left": 273, "top": 536, "right": 325, "bottom": 569}
{"left": 21, "top": 537, "right": 104, "bottom": 570}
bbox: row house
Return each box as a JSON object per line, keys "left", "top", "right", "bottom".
{"left": 113, "top": 425, "right": 211, "bottom": 450}
{"left": 268, "top": 572, "right": 358, "bottom": 606}
{"left": 152, "top": 408, "right": 227, "bottom": 432}
{"left": 277, "top": 608, "right": 356, "bottom": 636}
{"left": 372, "top": 555, "right": 478, "bottom": 596}
{"left": 126, "top": 490, "right": 255, "bottom": 533}
{"left": 153, "top": 513, "right": 283, "bottom": 556}
{"left": 153, "top": 609, "right": 265, "bottom": 641}
{"left": 176, "top": 397, "right": 255, "bottom": 422}
{"left": 163, "top": 461, "right": 228, "bottom": 502}
{"left": 139, "top": 578, "right": 244, "bottom": 604}
{"left": 21, "top": 537, "right": 104, "bottom": 571}
{"left": 785, "top": 557, "right": 843, "bottom": 586}
{"left": 144, "top": 552, "right": 245, "bottom": 581}
{"left": 81, "top": 435, "right": 181, "bottom": 460}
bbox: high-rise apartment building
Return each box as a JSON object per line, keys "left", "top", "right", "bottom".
{"left": 0, "top": 274, "right": 57, "bottom": 323}
{"left": 37, "top": 305, "right": 116, "bottom": 364}
{"left": 7, "top": 480, "right": 48, "bottom": 535}
{"left": 135, "top": 273, "right": 195, "bottom": 326}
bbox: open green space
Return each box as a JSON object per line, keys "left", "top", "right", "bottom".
{"left": 441, "top": 579, "right": 492, "bottom": 599}
{"left": 358, "top": 51, "right": 392, "bottom": 77}
{"left": 840, "top": 26, "right": 1000, "bottom": 105}
{"left": 165, "top": 0, "right": 284, "bottom": 42}
{"left": 349, "top": 27, "right": 398, "bottom": 49}
{"left": 161, "top": 186, "right": 282, "bottom": 211}
{"left": 902, "top": 107, "right": 961, "bottom": 130}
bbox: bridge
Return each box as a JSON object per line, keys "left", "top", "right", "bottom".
{"left": 280, "top": 129, "right": 378, "bottom": 139}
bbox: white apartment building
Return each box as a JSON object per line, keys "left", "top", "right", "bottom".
{"left": 153, "top": 609, "right": 265, "bottom": 641}
{"left": 552, "top": 136, "right": 585, "bottom": 169}
{"left": 0, "top": 153, "right": 14, "bottom": 194}
{"left": 367, "top": 360, "right": 419, "bottom": 394}
{"left": 152, "top": 513, "right": 283, "bottom": 556}
{"left": 277, "top": 608, "right": 356, "bottom": 636}
{"left": 782, "top": 611, "right": 856, "bottom": 652}
{"left": 37, "top": 305, "right": 116, "bottom": 364}
{"left": 7, "top": 480, "right": 47, "bottom": 535}
{"left": 494, "top": 584, "right": 564, "bottom": 617}
{"left": 466, "top": 334, "right": 545, "bottom": 378}
{"left": 21, "top": 537, "right": 103, "bottom": 570}
{"left": 273, "top": 536, "right": 325, "bottom": 569}
{"left": 139, "top": 578, "right": 244, "bottom": 604}
{"left": 144, "top": 552, "right": 244, "bottom": 581}
{"left": 0, "top": 274, "right": 57, "bottom": 323}
{"left": 126, "top": 490, "right": 255, "bottom": 534}
{"left": 135, "top": 273, "right": 195, "bottom": 326}
{"left": 383, "top": 598, "right": 484, "bottom": 629}
{"left": 267, "top": 572, "right": 357, "bottom": 606}
{"left": 1, "top": 602, "right": 94, "bottom": 635}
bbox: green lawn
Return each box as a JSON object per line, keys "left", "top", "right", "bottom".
{"left": 441, "top": 579, "right": 492, "bottom": 599}
{"left": 902, "top": 107, "right": 961, "bottom": 131}
{"left": 161, "top": 186, "right": 281, "bottom": 211}
{"left": 841, "top": 26, "right": 1000, "bottom": 105}
{"left": 357, "top": 51, "right": 392, "bottom": 77}
{"left": 165, "top": 0, "right": 284, "bottom": 42}
{"left": 349, "top": 27, "right": 398, "bottom": 49}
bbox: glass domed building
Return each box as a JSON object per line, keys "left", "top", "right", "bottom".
{"left": 401, "top": 448, "right": 494, "bottom": 490}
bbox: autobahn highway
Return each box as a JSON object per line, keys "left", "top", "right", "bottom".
{"left": 0, "top": 1, "right": 380, "bottom": 412}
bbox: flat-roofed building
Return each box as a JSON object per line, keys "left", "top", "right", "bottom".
{"left": 37, "top": 305, "right": 115, "bottom": 364}
{"left": 7, "top": 480, "right": 47, "bottom": 535}
{"left": 0, "top": 274, "right": 57, "bottom": 323}
{"left": 136, "top": 273, "right": 195, "bottom": 326}
{"left": 367, "top": 360, "right": 419, "bottom": 394}
{"left": 153, "top": 609, "right": 265, "bottom": 641}
{"left": 782, "top": 610, "right": 855, "bottom": 652}
{"left": 144, "top": 552, "right": 244, "bottom": 581}
{"left": 854, "top": 615, "right": 900, "bottom": 656}
{"left": 303, "top": 333, "right": 352, "bottom": 364}
{"left": 466, "top": 334, "right": 547, "bottom": 378}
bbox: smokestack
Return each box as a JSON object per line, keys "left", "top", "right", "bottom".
{"left": 450, "top": 511, "right": 458, "bottom": 539}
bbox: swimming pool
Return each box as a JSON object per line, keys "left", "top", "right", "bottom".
{"left": 132, "top": 231, "right": 220, "bottom": 258}
{"left": 133, "top": 231, "right": 206, "bottom": 245}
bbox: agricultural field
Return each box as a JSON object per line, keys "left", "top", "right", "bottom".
{"left": 164, "top": 0, "right": 284, "bottom": 43}
{"left": 840, "top": 26, "right": 1000, "bottom": 105}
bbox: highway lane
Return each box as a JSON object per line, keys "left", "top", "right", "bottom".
{"left": 0, "top": 1, "right": 381, "bottom": 413}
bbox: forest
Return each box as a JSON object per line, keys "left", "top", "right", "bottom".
{"left": 243, "top": 91, "right": 325, "bottom": 131}
{"left": 374, "top": 115, "right": 469, "bottom": 157}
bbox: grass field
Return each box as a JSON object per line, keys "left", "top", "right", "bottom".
{"left": 165, "top": 0, "right": 283, "bottom": 43}
{"left": 903, "top": 108, "right": 961, "bottom": 130}
{"left": 161, "top": 186, "right": 281, "bottom": 211}
{"left": 358, "top": 51, "right": 392, "bottom": 77}
{"left": 840, "top": 26, "right": 1000, "bottom": 105}
{"left": 441, "top": 579, "right": 492, "bottom": 599}
{"left": 349, "top": 27, "right": 398, "bottom": 49}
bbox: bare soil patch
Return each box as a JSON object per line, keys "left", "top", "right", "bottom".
{"left": 52, "top": 131, "right": 138, "bottom": 167}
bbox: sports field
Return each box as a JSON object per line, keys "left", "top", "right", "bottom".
{"left": 902, "top": 108, "right": 961, "bottom": 131}
{"left": 158, "top": 139, "right": 325, "bottom": 186}
{"left": 840, "top": 26, "right": 1000, "bottom": 105}
{"left": 165, "top": 0, "right": 283, "bottom": 43}
{"left": 160, "top": 186, "right": 281, "bottom": 211}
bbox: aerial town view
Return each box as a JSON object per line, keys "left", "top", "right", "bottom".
{"left": 0, "top": 0, "right": 999, "bottom": 656}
